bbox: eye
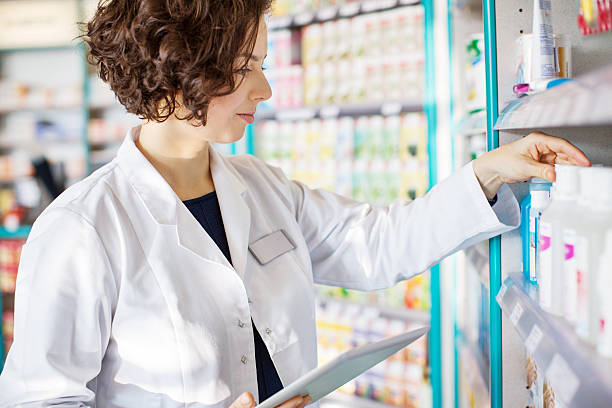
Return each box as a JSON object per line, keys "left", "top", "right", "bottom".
{"left": 236, "top": 68, "right": 252, "bottom": 75}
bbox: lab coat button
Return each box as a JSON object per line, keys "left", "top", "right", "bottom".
{"left": 238, "top": 320, "right": 245, "bottom": 328}
{"left": 265, "top": 328, "right": 272, "bottom": 334}
{"left": 241, "top": 355, "right": 247, "bottom": 364}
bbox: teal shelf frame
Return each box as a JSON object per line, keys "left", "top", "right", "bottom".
{"left": 423, "top": 0, "right": 441, "bottom": 407}
{"left": 482, "top": 1, "right": 502, "bottom": 407}
{"left": 0, "top": 226, "right": 31, "bottom": 239}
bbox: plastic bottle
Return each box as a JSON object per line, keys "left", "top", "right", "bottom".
{"left": 532, "top": 0, "right": 556, "bottom": 79}
{"left": 521, "top": 178, "right": 552, "bottom": 283}
{"left": 538, "top": 164, "right": 580, "bottom": 315}
{"left": 598, "top": 229, "right": 612, "bottom": 357}
{"left": 571, "top": 167, "right": 612, "bottom": 343}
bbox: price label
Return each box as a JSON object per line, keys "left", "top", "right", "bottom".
{"left": 510, "top": 302, "right": 523, "bottom": 326}
{"left": 546, "top": 354, "right": 580, "bottom": 404}
{"left": 525, "top": 325, "right": 543, "bottom": 354}
{"left": 277, "top": 108, "right": 316, "bottom": 122}
{"left": 381, "top": 102, "right": 402, "bottom": 116}
{"left": 497, "top": 282, "right": 508, "bottom": 301}
{"left": 320, "top": 105, "right": 340, "bottom": 118}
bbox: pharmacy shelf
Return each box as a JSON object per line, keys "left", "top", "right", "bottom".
{"left": 0, "top": 225, "right": 31, "bottom": 239}
{"left": 258, "top": 101, "right": 423, "bottom": 121}
{"left": 0, "top": 45, "right": 80, "bottom": 54}
{"left": 494, "top": 64, "right": 612, "bottom": 130}
{"left": 0, "top": 104, "right": 83, "bottom": 115}
{"left": 321, "top": 390, "right": 398, "bottom": 408}
{"left": 317, "top": 295, "right": 430, "bottom": 324}
{"left": 496, "top": 272, "right": 612, "bottom": 407}
{"left": 269, "top": 0, "right": 420, "bottom": 30}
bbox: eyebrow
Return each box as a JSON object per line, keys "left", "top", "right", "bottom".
{"left": 241, "top": 53, "right": 267, "bottom": 62}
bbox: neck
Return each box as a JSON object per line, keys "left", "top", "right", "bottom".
{"left": 137, "top": 119, "right": 215, "bottom": 200}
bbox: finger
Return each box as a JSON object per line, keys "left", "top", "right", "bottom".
{"left": 528, "top": 132, "right": 591, "bottom": 166}
{"left": 276, "top": 395, "right": 307, "bottom": 408}
{"left": 528, "top": 160, "right": 556, "bottom": 182}
{"left": 231, "top": 393, "right": 256, "bottom": 408}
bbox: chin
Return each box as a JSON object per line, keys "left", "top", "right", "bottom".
{"left": 213, "top": 133, "right": 244, "bottom": 145}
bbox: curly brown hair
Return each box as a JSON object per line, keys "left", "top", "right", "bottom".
{"left": 82, "top": 0, "right": 272, "bottom": 125}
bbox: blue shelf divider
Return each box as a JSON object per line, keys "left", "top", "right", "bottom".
{"left": 423, "top": 0, "right": 441, "bottom": 407}
{"left": 482, "top": 1, "right": 502, "bottom": 407}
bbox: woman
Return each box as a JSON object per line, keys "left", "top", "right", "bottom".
{"left": 0, "top": 0, "right": 590, "bottom": 407}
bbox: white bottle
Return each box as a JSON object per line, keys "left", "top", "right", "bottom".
{"left": 572, "top": 167, "right": 612, "bottom": 344}
{"left": 598, "top": 229, "right": 612, "bottom": 357}
{"left": 530, "top": 186, "right": 550, "bottom": 291}
{"left": 539, "top": 164, "right": 580, "bottom": 315}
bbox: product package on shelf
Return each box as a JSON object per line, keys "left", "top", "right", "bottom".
{"left": 316, "top": 299, "right": 429, "bottom": 408}
{"left": 0, "top": 80, "right": 82, "bottom": 112}
{"left": 0, "top": 239, "right": 24, "bottom": 294}
{"left": 87, "top": 75, "right": 141, "bottom": 169}
{"left": 0, "top": 238, "right": 25, "bottom": 359}
{"left": 272, "top": 0, "right": 360, "bottom": 17}
{"left": 578, "top": 0, "right": 612, "bottom": 35}
{"left": 255, "top": 112, "right": 428, "bottom": 204}
{"left": 2, "top": 309, "right": 13, "bottom": 356}
{"left": 301, "top": 8, "right": 424, "bottom": 106}
{"left": 264, "top": 5, "right": 425, "bottom": 110}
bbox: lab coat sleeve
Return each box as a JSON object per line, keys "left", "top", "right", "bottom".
{"left": 0, "top": 207, "right": 117, "bottom": 407}
{"left": 289, "top": 161, "right": 519, "bottom": 290}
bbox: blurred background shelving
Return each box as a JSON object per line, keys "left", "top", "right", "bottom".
{"left": 1, "top": 0, "right": 611, "bottom": 407}
{"left": 0, "top": 1, "right": 440, "bottom": 408}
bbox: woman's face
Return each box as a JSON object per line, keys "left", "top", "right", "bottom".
{"left": 204, "top": 21, "right": 272, "bottom": 144}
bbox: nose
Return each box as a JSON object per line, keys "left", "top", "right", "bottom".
{"left": 250, "top": 69, "right": 272, "bottom": 103}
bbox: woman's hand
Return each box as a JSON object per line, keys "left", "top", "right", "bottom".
{"left": 230, "top": 392, "right": 312, "bottom": 408}
{"left": 472, "top": 132, "right": 591, "bottom": 200}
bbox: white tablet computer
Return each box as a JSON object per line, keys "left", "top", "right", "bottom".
{"left": 255, "top": 326, "right": 429, "bottom": 408}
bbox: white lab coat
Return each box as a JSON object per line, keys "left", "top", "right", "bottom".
{"left": 0, "top": 126, "right": 519, "bottom": 407}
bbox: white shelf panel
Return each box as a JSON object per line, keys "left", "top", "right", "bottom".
{"left": 497, "top": 272, "right": 612, "bottom": 407}
{"left": 494, "top": 64, "right": 612, "bottom": 130}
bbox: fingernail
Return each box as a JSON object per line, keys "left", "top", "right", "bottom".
{"left": 240, "top": 393, "right": 251, "bottom": 405}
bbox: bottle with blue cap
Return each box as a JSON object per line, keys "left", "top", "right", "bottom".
{"left": 521, "top": 177, "right": 552, "bottom": 283}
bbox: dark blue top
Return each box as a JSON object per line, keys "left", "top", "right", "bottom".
{"left": 183, "top": 191, "right": 284, "bottom": 402}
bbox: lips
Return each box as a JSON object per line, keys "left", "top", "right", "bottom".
{"left": 237, "top": 113, "right": 255, "bottom": 124}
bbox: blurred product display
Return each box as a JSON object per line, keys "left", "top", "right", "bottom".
{"left": 1, "top": 1, "right": 612, "bottom": 408}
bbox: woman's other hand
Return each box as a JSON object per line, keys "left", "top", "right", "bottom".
{"left": 230, "top": 392, "right": 312, "bottom": 408}
{"left": 472, "top": 132, "right": 591, "bottom": 199}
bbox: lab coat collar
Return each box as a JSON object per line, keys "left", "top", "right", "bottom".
{"left": 116, "top": 126, "right": 252, "bottom": 280}
{"left": 209, "top": 145, "right": 251, "bottom": 280}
